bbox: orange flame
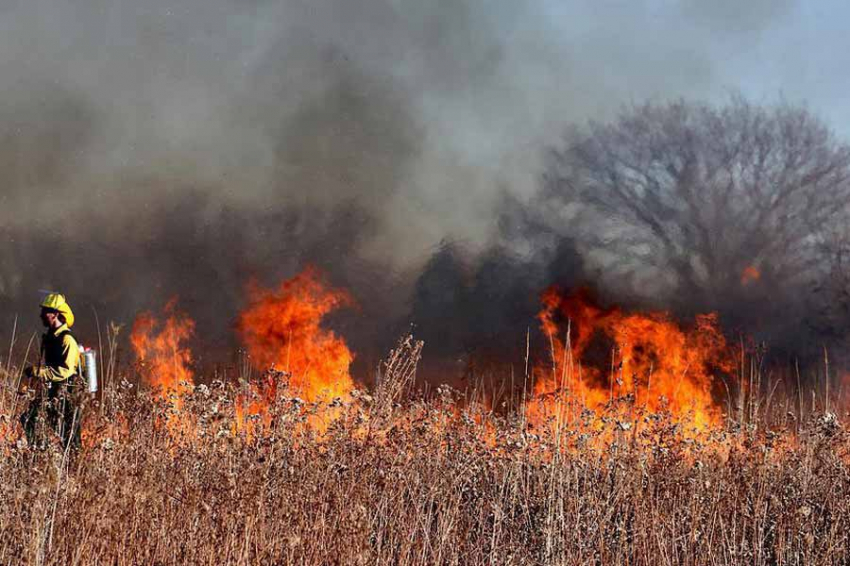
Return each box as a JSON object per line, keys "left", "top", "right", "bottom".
{"left": 741, "top": 265, "right": 760, "bottom": 285}
{"left": 529, "top": 288, "right": 733, "bottom": 434}
{"left": 237, "top": 268, "right": 355, "bottom": 403}
{"left": 130, "top": 299, "right": 196, "bottom": 398}
{"left": 232, "top": 370, "right": 280, "bottom": 440}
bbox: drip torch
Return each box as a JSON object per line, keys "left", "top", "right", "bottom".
{"left": 80, "top": 346, "right": 98, "bottom": 393}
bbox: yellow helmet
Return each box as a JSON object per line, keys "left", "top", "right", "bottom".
{"left": 40, "top": 293, "right": 75, "bottom": 328}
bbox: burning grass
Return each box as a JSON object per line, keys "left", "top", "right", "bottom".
{"left": 531, "top": 287, "right": 734, "bottom": 435}
{"left": 1, "top": 272, "right": 849, "bottom": 564}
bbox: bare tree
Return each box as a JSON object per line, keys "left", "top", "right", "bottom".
{"left": 811, "top": 225, "right": 850, "bottom": 343}
{"left": 542, "top": 97, "right": 850, "bottom": 316}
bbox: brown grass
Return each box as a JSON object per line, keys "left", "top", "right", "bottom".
{"left": 0, "top": 341, "right": 849, "bottom": 565}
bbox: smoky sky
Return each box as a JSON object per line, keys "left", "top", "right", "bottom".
{"left": 0, "top": 1, "right": 830, "bottom": 253}
{"left": 2, "top": 0, "right": 849, "bottom": 371}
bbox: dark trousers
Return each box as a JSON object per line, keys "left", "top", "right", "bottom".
{"left": 20, "top": 381, "right": 81, "bottom": 450}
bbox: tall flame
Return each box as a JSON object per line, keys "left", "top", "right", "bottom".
{"left": 130, "top": 299, "right": 196, "bottom": 397}
{"left": 530, "top": 288, "right": 733, "bottom": 432}
{"left": 237, "top": 268, "right": 354, "bottom": 403}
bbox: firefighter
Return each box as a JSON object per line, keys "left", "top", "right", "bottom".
{"left": 19, "top": 293, "right": 82, "bottom": 450}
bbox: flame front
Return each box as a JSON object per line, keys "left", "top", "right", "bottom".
{"left": 116, "top": 277, "right": 736, "bottom": 445}
{"left": 237, "top": 268, "right": 354, "bottom": 403}
{"left": 529, "top": 287, "right": 733, "bottom": 434}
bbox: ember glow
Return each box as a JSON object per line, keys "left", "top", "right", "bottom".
{"left": 237, "top": 268, "right": 355, "bottom": 403}
{"left": 741, "top": 265, "right": 761, "bottom": 285}
{"left": 529, "top": 287, "right": 734, "bottom": 433}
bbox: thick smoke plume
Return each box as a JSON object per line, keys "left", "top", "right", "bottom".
{"left": 2, "top": 0, "right": 842, "bottom": 380}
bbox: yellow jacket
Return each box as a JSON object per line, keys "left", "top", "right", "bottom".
{"left": 36, "top": 324, "right": 80, "bottom": 382}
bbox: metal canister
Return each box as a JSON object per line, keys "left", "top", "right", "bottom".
{"left": 84, "top": 348, "right": 98, "bottom": 393}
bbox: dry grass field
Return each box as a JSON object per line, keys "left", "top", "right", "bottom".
{"left": 1, "top": 342, "right": 848, "bottom": 565}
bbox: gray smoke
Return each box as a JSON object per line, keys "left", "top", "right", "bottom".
{"left": 0, "top": 0, "right": 823, "bottom": 372}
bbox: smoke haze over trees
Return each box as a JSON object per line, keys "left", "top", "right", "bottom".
{"left": 3, "top": 1, "right": 850, "bottom": 376}
{"left": 534, "top": 98, "right": 850, "bottom": 356}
